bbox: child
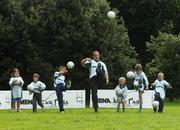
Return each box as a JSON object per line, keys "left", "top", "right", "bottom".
{"left": 115, "top": 77, "right": 128, "bottom": 112}
{"left": 133, "top": 64, "right": 149, "bottom": 112}
{"left": 54, "top": 66, "right": 71, "bottom": 113}
{"left": 28, "top": 73, "right": 46, "bottom": 112}
{"left": 9, "top": 68, "right": 24, "bottom": 112}
{"left": 152, "top": 72, "right": 171, "bottom": 113}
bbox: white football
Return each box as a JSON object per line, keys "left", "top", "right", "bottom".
{"left": 152, "top": 101, "right": 159, "bottom": 108}
{"left": 107, "top": 11, "right": 116, "bottom": 19}
{"left": 116, "top": 90, "right": 123, "bottom": 96}
{"left": 27, "top": 84, "right": 34, "bottom": 91}
{"left": 134, "top": 80, "right": 139, "bottom": 87}
{"left": 13, "top": 78, "right": 21, "bottom": 84}
{"left": 67, "top": 61, "right": 75, "bottom": 69}
{"left": 126, "top": 71, "right": 134, "bottom": 79}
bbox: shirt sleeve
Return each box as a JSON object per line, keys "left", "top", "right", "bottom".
{"left": 20, "top": 77, "right": 24, "bottom": 86}
{"left": 142, "top": 72, "right": 149, "bottom": 86}
{"left": 40, "top": 81, "right": 46, "bottom": 89}
{"left": 102, "top": 62, "right": 108, "bottom": 75}
{"left": 163, "top": 80, "right": 170, "bottom": 87}
{"left": 9, "top": 78, "right": 14, "bottom": 87}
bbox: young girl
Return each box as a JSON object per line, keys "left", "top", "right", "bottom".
{"left": 54, "top": 66, "right": 71, "bottom": 113}
{"left": 9, "top": 68, "right": 24, "bottom": 112}
{"left": 133, "top": 64, "right": 149, "bottom": 112}
{"left": 152, "top": 72, "right": 171, "bottom": 113}
{"left": 115, "top": 77, "right": 128, "bottom": 112}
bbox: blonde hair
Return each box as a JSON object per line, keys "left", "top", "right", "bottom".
{"left": 59, "top": 65, "right": 66, "bottom": 71}
{"left": 119, "top": 77, "right": 126, "bottom": 81}
{"left": 158, "top": 72, "right": 164, "bottom": 78}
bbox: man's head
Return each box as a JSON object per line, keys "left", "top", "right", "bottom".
{"left": 92, "top": 51, "right": 100, "bottom": 61}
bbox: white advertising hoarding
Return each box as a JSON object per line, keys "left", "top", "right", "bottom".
{"left": 90, "top": 90, "right": 154, "bottom": 108}
{"left": 0, "top": 90, "right": 85, "bottom": 109}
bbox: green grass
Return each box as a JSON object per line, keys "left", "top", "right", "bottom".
{"left": 0, "top": 102, "right": 180, "bottom": 130}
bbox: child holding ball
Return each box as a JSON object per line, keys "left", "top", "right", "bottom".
{"left": 28, "top": 73, "right": 46, "bottom": 112}
{"left": 115, "top": 77, "right": 128, "bottom": 112}
{"left": 9, "top": 68, "right": 24, "bottom": 112}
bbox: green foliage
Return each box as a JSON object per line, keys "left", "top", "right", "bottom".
{"left": 0, "top": 0, "right": 137, "bottom": 89}
{"left": 109, "top": 0, "right": 180, "bottom": 63}
{"left": 146, "top": 33, "right": 180, "bottom": 98}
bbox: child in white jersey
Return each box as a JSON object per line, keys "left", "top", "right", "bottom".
{"left": 133, "top": 64, "right": 149, "bottom": 112}
{"left": 28, "top": 73, "right": 46, "bottom": 112}
{"left": 152, "top": 72, "right": 171, "bottom": 113}
{"left": 54, "top": 66, "right": 71, "bottom": 113}
{"left": 115, "top": 77, "right": 128, "bottom": 112}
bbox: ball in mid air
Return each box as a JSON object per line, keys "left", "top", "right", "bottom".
{"left": 67, "top": 61, "right": 75, "bottom": 69}
{"left": 107, "top": 11, "right": 116, "bottom": 19}
{"left": 126, "top": 71, "right": 134, "bottom": 79}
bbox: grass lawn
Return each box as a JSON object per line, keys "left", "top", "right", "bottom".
{"left": 0, "top": 102, "right": 180, "bottom": 130}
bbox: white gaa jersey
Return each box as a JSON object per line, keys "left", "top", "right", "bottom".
{"left": 153, "top": 79, "right": 170, "bottom": 99}
{"left": 89, "top": 60, "right": 108, "bottom": 79}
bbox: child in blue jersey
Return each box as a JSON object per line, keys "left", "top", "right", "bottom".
{"left": 115, "top": 77, "right": 128, "bottom": 112}
{"left": 9, "top": 68, "right": 24, "bottom": 112}
{"left": 54, "top": 66, "right": 71, "bottom": 113}
{"left": 133, "top": 64, "right": 149, "bottom": 112}
{"left": 152, "top": 72, "right": 171, "bottom": 113}
{"left": 28, "top": 73, "right": 46, "bottom": 112}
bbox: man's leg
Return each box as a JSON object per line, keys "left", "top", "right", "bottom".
{"left": 92, "top": 86, "right": 98, "bottom": 112}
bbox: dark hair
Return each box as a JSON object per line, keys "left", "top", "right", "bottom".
{"left": 135, "top": 64, "right": 142, "bottom": 71}
{"left": 11, "top": 68, "right": 20, "bottom": 77}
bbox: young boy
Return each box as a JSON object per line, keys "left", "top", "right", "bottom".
{"left": 133, "top": 64, "right": 149, "bottom": 112}
{"left": 54, "top": 66, "right": 71, "bottom": 113}
{"left": 152, "top": 72, "right": 171, "bottom": 113}
{"left": 28, "top": 73, "right": 46, "bottom": 112}
{"left": 115, "top": 77, "right": 128, "bottom": 112}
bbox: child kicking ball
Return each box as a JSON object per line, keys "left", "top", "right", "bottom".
{"left": 151, "top": 72, "right": 172, "bottom": 113}
{"left": 115, "top": 77, "right": 128, "bottom": 112}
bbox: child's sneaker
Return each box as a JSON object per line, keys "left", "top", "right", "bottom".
{"left": 153, "top": 107, "right": 157, "bottom": 112}
{"left": 42, "top": 108, "right": 45, "bottom": 112}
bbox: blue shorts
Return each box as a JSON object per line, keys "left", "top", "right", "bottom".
{"left": 11, "top": 98, "right": 21, "bottom": 102}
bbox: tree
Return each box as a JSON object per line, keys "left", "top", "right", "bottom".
{"left": 0, "top": 0, "right": 137, "bottom": 90}
{"left": 109, "top": 0, "right": 179, "bottom": 64}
